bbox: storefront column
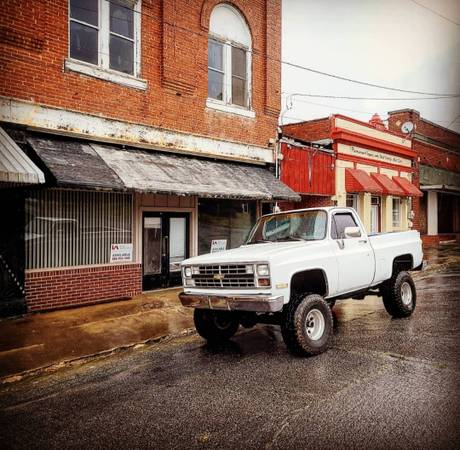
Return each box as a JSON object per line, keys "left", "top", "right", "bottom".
{"left": 427, "top": 191, "right": 438, "bottom": 235}
{"left": 401, "top": 198, "right": 409, "bottom": 230}
{"left": 359, "top": 193, "right": 372, "bottom": 232}
{"left": 381, "top": 196, "right": 393, "bottom": 232}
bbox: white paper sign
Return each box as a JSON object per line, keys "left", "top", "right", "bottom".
{"left": 110, "top": 243, "right": 133, "bottom": 263}
{"left": 210, "top": 239, "right": 227, "bottom": 253}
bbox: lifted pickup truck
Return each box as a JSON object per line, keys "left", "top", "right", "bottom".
{"left": 180, "top": 207, "right": 423, "bottom": 356}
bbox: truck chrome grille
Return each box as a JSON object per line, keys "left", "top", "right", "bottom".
{"left": 192, "top": 264, "right": 256, "bottom": 288}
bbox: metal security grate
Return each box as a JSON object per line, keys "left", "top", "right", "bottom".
{"left": 192, "top": 264, "right": 255, "bottom": 288}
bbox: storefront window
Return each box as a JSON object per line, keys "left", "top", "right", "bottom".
{"left": 346, "top": 194, "right": 358, "bottom": 211}
{"left": 25, "top": 189, "right": 132, "bottom": 269}
{"left": 198, "top": 199, "right": 256, "bottom": 255}
{"left": 392, "top": 197, "right": 401, "bottom": 228}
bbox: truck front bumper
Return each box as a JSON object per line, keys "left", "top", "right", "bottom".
{"left": 179, "top": 292, "right": 284, "bottom": 313}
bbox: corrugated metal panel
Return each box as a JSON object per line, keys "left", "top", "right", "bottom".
{"left": 280, "top": 143, "right": 335, "bottom": 195}
{"left": 92, "top": 143, "right": 300, "bottom": 202}
{"left": 0, "top": 127, "right": 45, "bottom": 184}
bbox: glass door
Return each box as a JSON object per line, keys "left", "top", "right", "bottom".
{"left": 142, "top": 212, "right": 189, "bottom": 290}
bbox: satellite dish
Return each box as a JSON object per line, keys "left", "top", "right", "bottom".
{"left": 401, "top": 121, "right": 414, "bottom": 134}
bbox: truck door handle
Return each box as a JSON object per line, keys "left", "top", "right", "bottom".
{"left": 358, "top": 239, "right": 368, "bottom": 244}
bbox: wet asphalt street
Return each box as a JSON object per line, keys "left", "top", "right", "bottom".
{"left": 1, "top": 269, "right": 459, "bottom": 449}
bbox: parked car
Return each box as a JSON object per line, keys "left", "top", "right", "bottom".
{"left": 180, "top": 207, "right": 424, "bottom": 356}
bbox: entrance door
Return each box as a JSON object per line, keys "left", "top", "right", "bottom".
{"left": 142, "top": 212, "right": 189, "bottom": 290}
{"left": 0, "top": 189, "right": 26, "bottom": 316}
{"left": 370, "top": 196, "right": 381, "bottom": 233}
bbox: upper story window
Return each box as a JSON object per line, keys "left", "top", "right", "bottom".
{"left": 208, "top": 4, "right": 252, "bottom": 111}
{"left": 69, "top": 0, "right": 140, "bottom": 77}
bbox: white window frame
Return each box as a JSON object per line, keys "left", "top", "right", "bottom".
{"left": 392, "top": 197, "right": 401, "bottom": 229}
{"left": 207, "top": 6, "right": 254, "bottom": 118}
{"left": 346, "top": 194, "right": 358, "bottom": 211}
{"left": 66, "top": 0, "right": 146, "bottom": 90}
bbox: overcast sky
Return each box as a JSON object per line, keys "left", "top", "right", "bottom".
{"left": 282, "top": 0, "right": 460, "bottom": 133}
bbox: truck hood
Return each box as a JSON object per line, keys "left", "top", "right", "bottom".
{"left": 182, "top": 240, "right": 326, "bottom": 265}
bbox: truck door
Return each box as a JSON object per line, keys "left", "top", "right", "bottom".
{"left": 331, "top": 211, "right": 375, "bottom": 293}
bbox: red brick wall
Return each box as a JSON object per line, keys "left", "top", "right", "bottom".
{"left": 25, "top": 264, "right": 142, "bottom": 312}
{"left": 280, "top": 195, "right": 333, "bottom": 211}
{"left": 388, "top": 110, "right": 460, "bottom": 173}
{"left": 282, "top": 117, "right": 332, "bottom": 142}
{"left": 0, "top": 0, "right": 280, "bottom": 149}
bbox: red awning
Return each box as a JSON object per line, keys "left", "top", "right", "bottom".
{"left": 371, "top": 173, "right": 406, "bottom": 196}
{"left": 393, "top": 176, "right": 423, "bottom": 197}
{"left": 345, "top": 168, "right": 383, "bottom": 194}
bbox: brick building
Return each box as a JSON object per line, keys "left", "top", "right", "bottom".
{"left": 281, "top": 114, "right": 422, "bottom": 233}
{"left": 0, "top": 0, "right": 298, "bottom": 315}
{"left": 387, "top": 109, "right": 460, "bottom": 246}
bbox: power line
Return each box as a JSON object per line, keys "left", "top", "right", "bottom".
{"left": 282, "top": 98, "right": 387, "bottom": 115}
{"left": 101, "top": 0, "right": 460, "bottom": 98}
{"left": 407, "top": 0, "right": 460, "bottom": 26}
{"left": 282, "top": 92, "right": 460, "bottom": 101}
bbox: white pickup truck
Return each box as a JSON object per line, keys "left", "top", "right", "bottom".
{"left": 180, "top": 207, "right": 423, "bottom": 356}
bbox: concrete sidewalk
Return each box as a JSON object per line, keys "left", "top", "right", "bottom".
{"left": 1, "top": 243, "right": 459, "bottom": 382}
{"left": 0, "top": 288, "right": 193, "bottom": 381}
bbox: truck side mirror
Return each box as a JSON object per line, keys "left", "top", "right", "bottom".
{"left": 344, "top": 226, "right": 361, "bottom": 238}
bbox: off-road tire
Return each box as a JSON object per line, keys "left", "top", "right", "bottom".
{"left": 281, "top": 293, "right": 333, "bottom": 356}
{"left": 193, "top": 309, "right": 240, "bottom": 342}
{"left": 382, "top": 271, "right": 416, "bottom": 318}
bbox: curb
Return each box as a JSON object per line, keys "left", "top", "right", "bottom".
{"left": 0, "top": 328, "right": 196, "bottom": 385}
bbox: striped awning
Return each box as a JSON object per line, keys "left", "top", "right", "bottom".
{"left": 0, "top": 127, "right": 45, "bottom": 185}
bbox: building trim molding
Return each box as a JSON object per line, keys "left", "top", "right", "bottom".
{"left": 0, "top": 97, "right": 273, "bottom": 164}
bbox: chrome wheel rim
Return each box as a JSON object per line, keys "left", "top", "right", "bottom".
{"left": 305, "top": 309, "right": 325, "bottom": 341}
{"left": 401, "top": 282, "right": 412, "bottom": 306}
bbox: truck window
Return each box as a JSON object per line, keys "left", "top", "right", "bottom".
{"left": 331, "top": 213, "right": 358, "bottom": 239}
{"left": 246, "top": 210, "right": 327, "bottom": 244}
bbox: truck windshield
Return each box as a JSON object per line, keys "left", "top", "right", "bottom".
{"left": 245, "top": 210, "right": 327, "bottom": 244}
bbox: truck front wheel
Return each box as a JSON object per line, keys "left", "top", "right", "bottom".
{"left": 281, "top": 293, "right": 333, "bottom": 356}
{"left": 193, "top": 309, "right": 240, "bottom": 342}
{"left": 382, "top": 271, "right": 416, "bottom": 318}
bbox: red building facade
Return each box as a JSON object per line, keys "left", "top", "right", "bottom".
{"left": 282, "top": 114, "right": 422, "bottom": 234}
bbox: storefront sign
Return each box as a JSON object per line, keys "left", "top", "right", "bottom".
{"left": 144, "top": 217, "right": 161, "bottom": 229}
{"left": 110, "top": 243, "right": 133, "bottom": 263}
{"left": 338, "top": 144, "right": 412, "bottom": 167}
{"left": 210, "top": 239, "right": 227, "bottom": 253}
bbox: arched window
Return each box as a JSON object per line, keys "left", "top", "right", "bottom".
{"left": 208, "top": 4, "right": 252, "bottom": 110}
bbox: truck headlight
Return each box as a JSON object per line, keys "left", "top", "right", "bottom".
{"left": 184, "top": 267, "right": 192, "bottom": 278}
{"left": 257, "top": 264, "right": 270, "bottom": 276}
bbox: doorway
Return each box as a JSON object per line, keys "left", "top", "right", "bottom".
{"left": 370, "top": 195, "right": 381, "bottom": 233}
{"left": 142, "top": 212, "right": 190, "bottom": 290}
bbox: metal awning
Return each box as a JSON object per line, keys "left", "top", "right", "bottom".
{"left": 371, "top": 173, "right": 406, "bottom": 196}
{"left": 393, "top": 176, "right": 423, "bottom": 197}
{"left": 27, "top": 135, "right": 300, "bottom": 202}
{"left": 345, "top": 168, "right": 383, "bottom": 195}
{"left": 0, "top": 127, "right": 45, "bottom": 185}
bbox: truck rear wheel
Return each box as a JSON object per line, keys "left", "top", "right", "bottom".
{"left": 193, "top": 309, "right": 240, "bottom": 342}
{"left": 281, "top": 293, "right": 333, "bottom": 356}
{"left": 382, "top": 271, "right": 416, "bottom": 318}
